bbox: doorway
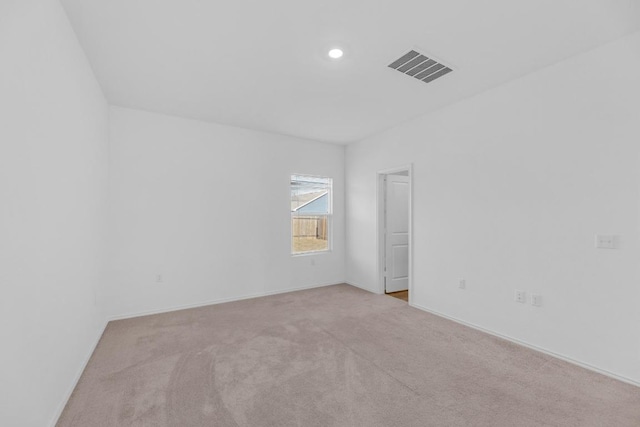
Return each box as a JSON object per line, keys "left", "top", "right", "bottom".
{"left": 378, "top": 166, "right": 412, "bottom": 304}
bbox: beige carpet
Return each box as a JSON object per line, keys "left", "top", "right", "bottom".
{"left": 58, "top": 284, "right": 640, "bottom": 426}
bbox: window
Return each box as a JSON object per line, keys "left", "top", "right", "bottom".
{"left": 291, "top": 174, "right": 332, "bottom": 254}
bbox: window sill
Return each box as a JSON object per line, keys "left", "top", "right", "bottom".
{"left": 291, "top": 249, "right": 332, "bottom": 257}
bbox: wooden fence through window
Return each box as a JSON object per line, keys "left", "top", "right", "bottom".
{"left": 292, "top": 216, "right": 327, "bottom": 240}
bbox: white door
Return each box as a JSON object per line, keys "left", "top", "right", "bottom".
{"left": 385, "top": 174, "right": 409, "bottom": 293}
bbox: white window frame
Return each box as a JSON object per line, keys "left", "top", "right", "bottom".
{"left": 290, "top": 174, "right": 333, "bottom": 256}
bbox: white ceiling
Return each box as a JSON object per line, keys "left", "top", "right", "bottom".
{"left": 60, "top": 0, "right": 640, "bottom": 144}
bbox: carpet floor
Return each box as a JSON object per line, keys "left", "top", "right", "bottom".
{"left": 57, "top": 284, "right": 640, "bottom": 427}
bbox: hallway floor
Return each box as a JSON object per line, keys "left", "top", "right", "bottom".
{"left": 387, "top": 290, "right": 408, "bottom": 302}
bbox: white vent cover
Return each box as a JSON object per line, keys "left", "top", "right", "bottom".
{"left": 388, "top": 50, "right": 452, "bottom": 84}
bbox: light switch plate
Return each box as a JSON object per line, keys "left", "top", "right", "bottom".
{"left": 596, "top": 235, "right": 616, "bottom": 249}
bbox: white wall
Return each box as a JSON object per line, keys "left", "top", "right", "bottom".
{"left": 107, "top": 107, "right": 345, "bottom": 318}
{"left": 346, "top": 31, "right": 640, "bottom": 384}
{"left": 0, "top": 1, "right": 109, "bottom": 426}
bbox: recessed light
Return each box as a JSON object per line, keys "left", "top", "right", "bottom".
{"left": 328, "top": 48, "right": 344, "bottom": 59}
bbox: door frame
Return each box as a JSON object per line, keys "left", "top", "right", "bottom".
{"left": 377, "top": 164, "right": 413, "bottom": 303}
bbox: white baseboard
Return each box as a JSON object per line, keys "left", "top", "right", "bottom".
{"left": 108, "top": 281, "right": 344, "bottom": 322}
{"left": 345, "top": 281, "right": 380, "bottom": 294}
{"left": 49, "top": 319, "right": 109, "bottom": 427}
{"left": 409, "top": 302, "right": 640, "bottom": 389}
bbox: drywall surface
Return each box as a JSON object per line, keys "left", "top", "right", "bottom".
{"left": 107, "top": 106, "right": 345, "bottom": 317}
{"left": 346, "top": 31, "right": 640, "bottom": 384}
{"left": 0, "top": 1, "right": 109, "bottom": 426}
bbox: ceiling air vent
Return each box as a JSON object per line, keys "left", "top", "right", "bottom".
{"left": 388, "top": 50, "right": 452, "bottom": 84}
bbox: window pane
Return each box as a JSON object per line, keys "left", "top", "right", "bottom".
{"left": 292, "top": 215, "right": 328, "bottom": 254}
{"left": 291, "top": 175, "right": 331, "bottom": 214}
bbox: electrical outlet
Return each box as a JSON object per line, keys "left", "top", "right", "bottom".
{"left": 531, "top": 294, "right": 542, "bottom": 307}
{"left": 156, "top": 274, "right": 163, "bottom": 283}
{"left": 515, "top": 290, "right": 526, "bottom": 303}
{"left": 458, "top": 279, "right": 466, "bottom": 289}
